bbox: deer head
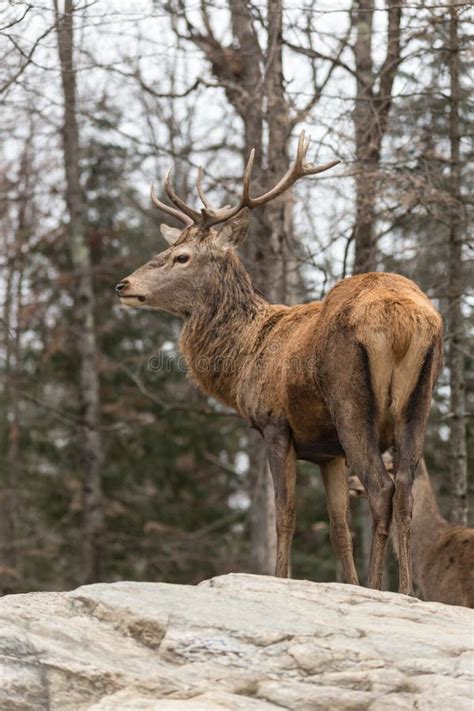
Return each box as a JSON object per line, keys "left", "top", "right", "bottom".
{"left": 116, "top": 132, "right": 339, "bottom": 316}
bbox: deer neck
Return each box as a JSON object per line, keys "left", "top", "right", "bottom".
{"left": 179, "top": 253, "right": 268, "bottom": 408}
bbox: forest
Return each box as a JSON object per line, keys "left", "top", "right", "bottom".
{"left": 0, "top": 0, "right": 472, "bottom": 594}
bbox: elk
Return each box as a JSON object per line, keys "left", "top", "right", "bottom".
{"left": 350, "top": 456, "right": 474, "bottom": 607}
{"left": 116, "top": 133, "right": 443, "bottom": 594}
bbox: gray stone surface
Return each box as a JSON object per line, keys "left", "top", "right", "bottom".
{"left": 0, "top": 573, "right": 472, "bottom": 710}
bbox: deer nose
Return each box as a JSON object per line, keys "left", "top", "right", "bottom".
{"left": 115, "top": 280, "right": 129, "bottom": 294}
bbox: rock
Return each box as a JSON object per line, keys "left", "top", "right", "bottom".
{"left": 0, "top": 573, "right": 472, "bottom": 710}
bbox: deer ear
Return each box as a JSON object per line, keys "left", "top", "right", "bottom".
{"left": 160, "top": 224, "right": 182, "bottom": 245}
{"left": 214, "top": 208, "right": 250, "bottom": 250}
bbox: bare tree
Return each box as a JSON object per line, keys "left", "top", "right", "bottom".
{"left": 447, "top": 0, "right": 467, "bottom": 525}
{"left": 1, "top": 215, "right": 20, "bottom": 590}
{"left": 54, "top": 0, "right": 104, "bottom": 582}
{"left": 1, "top": 265, "right": 19, "bottom": 592}
{"left": 352, "top": 0, "right": 402, "bottom": 273}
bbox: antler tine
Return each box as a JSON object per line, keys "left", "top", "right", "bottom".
{"left": 164, "top": 167, "right": 201, "bottom": 222}
{"left": 150, "top": 181, "right": 194, "bottom": 226}
{"left": 298, "top": 132, "right": 340, "bottom": 177}
{"left": 201, "top": 148, "right": 257, "bottom": 225}
{"left": 241, "top": 147, "right": 255, "bottom": 205}
{"left": 248, "top": 131, "right": 340, "bottom": 208}
{"left": 196, "top": 167, "right": 214, "bottom": 210}
{"left": 295, "top": 130, "right": 308, "bottom": 168}
{"left": 294, "top": 131, "right": 313, "bottom": 174}
{"left": 301, "top": 158, "right": 341, "bottom": 177}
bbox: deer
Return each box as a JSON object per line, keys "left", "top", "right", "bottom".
{"left": 350, "top": 456, "right": 474, "bottom": 607}
{"left": 116, "top": 132, "right": 443, "bottom": 595}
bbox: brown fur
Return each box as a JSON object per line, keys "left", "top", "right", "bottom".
{"left": 118, "top": 211, "right": 443, "bottom": 592}
{"left": 182, "top": 266, "right": 441, "bottom": 441}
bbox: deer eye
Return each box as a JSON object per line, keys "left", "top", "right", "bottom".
{"left": 175, "top": 254, "right": 190, "bottom": 264}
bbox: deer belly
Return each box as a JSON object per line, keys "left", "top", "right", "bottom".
{"left": 288, "top": 397, "right": 343, "bottom": 463}
{"left": 294, "top": 434, "right": 344, "bottom": 463}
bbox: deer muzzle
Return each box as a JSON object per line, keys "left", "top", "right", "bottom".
{"left": 115, "top": 279, "right": 146, "bottom": 305}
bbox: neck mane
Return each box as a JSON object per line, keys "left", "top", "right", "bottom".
{"left": 179, "top": 251, "right": 268, "bottom": 408}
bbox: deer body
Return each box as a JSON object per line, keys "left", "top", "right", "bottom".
{"left": 117, "top": 133, "right": 443, "bottom": 593}
{"left": 181, "top": 263, "right": 440, "bottom": 464}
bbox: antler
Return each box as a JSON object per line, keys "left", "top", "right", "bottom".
{"left": 198, "top": 131, "right": 340, "bottom": 226}
{"left": 151, "top": 131, "right": 340, "bottom": 228}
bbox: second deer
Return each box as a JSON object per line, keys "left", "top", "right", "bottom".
{"left": 116, "top": 133, "right": 443, "bottom": 594}
{"left": 350, "top": 457, "right": 474, "bottom": 607}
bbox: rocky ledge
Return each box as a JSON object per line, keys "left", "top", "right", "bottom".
{"left": 0, "top": 573, "right": 472, "bottom": 710}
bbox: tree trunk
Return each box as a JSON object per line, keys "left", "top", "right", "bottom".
{"left": 0, "top": 141, "right": 32, "bottom": 593}
{"left": 1, "top": 248, "right": 19, "bottom": 593}
{"left": 353, "top": 0, "right": 377, "bottom": 274}
{"left": 55, "top": 0, "right": 104, "bottom": 582}
{"left": 248, "top": 439, "right": 276, "bottom": 574}
{"left": 4, "top": 233, "right": 24, "bottom": 582}
{"left": 351, "top": 0, "right": 378, "bottom": 580}
{"left": 447, "top": 1, "right": 467, "bottom": 526}
{"left": 352, "top": 0, "right": 402, "bottom": 274}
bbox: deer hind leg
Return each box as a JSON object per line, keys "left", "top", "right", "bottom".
{"left": 391, "top": 342, "right": 441, "bottom": 595}
{"left": 321, "top": 457, "right": 359, "bottom": 585}
{"left": 341, "top": 441, "right": 393, "bottom": 591}
{"left": 263, "top": 422, "right": 297, "bottom": 578}
{"left": 317, "top": 338, "right": 394, "bottom": 590}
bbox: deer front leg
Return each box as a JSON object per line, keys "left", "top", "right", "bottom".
{"left": 263, "top": 422, "right": 297, "bottom": 578}
{"left": 320, "top": 458, "right": 359, "bottom": 586}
